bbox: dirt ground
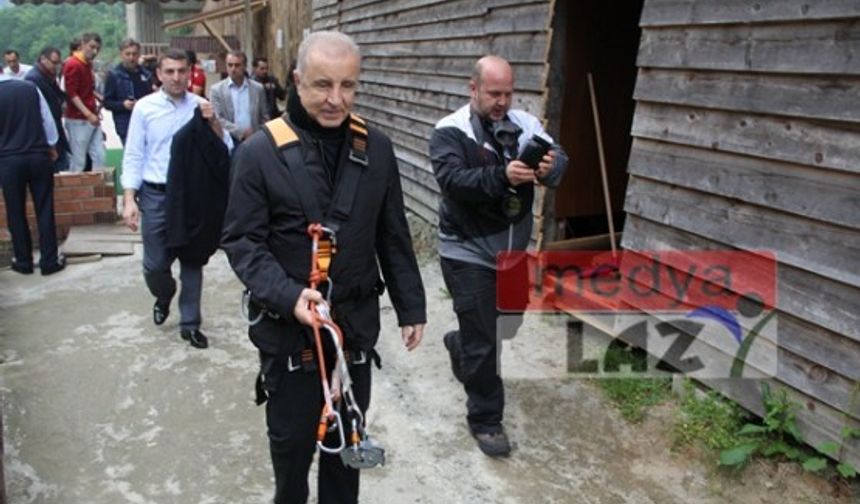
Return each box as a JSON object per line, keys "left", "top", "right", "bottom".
{"left": 0, "top": 236, "right": 855, "bottom": 503}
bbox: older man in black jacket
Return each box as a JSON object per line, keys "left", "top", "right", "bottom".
{"left": 222, "top": 31, "right": 426, "bottom": 504}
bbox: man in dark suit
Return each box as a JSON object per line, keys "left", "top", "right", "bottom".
{"left": 1, "top": 62, "right": 65, "bottom": 275}
{"left": 25, "top": 47, "right": 70, "bottom": 172}
{"left": 210, "top": 50, "right": 268, "bottom": 143}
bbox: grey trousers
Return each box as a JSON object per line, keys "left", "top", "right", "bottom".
{"left": 138, "top": 183, "right": 202, "bottom": 331}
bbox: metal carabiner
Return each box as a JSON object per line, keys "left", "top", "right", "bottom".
{"left": 241, "top": 290, "right": 265, "bottom": 326}
{"left": 317, "top": 410, "right": 347, "bottom": 454}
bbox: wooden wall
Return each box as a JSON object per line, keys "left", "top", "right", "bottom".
{"left": 194, "top": 0, "right": 312, "bottom": 84}
{"left": 311, "top": 0, "right": 556, "bottom": 224}
{"left": 624, "top": 0, "right": 860, "bottom": 466}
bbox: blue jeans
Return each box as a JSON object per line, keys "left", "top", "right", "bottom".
{"left": 65, "top": 118, "right": 105, "bottom": 173}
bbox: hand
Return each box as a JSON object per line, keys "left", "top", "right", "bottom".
{"left": 241, "top": 128, "right": 254, "bottom": 140}
{"left": 199, "top": 101, "right": 225, "bottom": 139}
{"left": 198, "top": 100, "right": 215, "bottom": 120}
{"left": 123, "top": 99, "right": 135, "bottom": 110}
{"left": 293, "top": 288, "right": 324, "bottom": 326}
{"left": 122, "top": 194, "right": 139, "bottom": 232}
{"left": 535, "top": 150, "right": 556, "bottom": 179}
{"left": 87, "top": 113, "right": 101, "bottom": 127}
{"left": 505, "top": 160, "right": 536, "bottom": 186}
{"left": 48, "top": 147, "right": 58, "bottom": 162}
{"left": 401, "top": 324, "right": 425, "bottom": 351}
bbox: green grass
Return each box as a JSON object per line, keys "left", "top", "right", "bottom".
{"left": 673, "top": 380, "right": 748, "bottom": 451}
{"left": 597, "top": 376, "right": 673, "bottom": 423}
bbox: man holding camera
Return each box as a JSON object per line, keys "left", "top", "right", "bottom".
{"left": 429, "top": 55, "right": 568, "bottom": 457}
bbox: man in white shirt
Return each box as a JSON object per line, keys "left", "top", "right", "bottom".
{"left": 3, "top": 50, "right": 33, "bottom": 79}
{"left": 121, "top": 48, "right": 233, "bottom": 349}
{"left": 210, "top": 50, "right": 267, "bottom": 143}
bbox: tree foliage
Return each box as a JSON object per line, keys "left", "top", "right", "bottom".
{"left": 0, "top": 4, "right": 126, "bottom": 69}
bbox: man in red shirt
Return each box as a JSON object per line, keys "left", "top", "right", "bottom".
{"left": 186, "top": 50, "right": 206, "bottom": 97}
{"left": 63, "top": 32, "right": 105, "bottom": 172}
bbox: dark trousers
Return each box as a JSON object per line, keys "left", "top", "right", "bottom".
{"left": 138, "top": 183, "right": 202, "bottom": 330}
{"left": 261, "top": 351, "right": 372, "bottom": 504}
{"left": 0, "top": 152, "right": 59, "bottom": 269}
{"left": 440, "top": 257, "right": 523, "bottom": 434}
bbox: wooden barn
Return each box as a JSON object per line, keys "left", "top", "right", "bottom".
{"left": 308, "top": 0, "right": 860, "bottom": 468}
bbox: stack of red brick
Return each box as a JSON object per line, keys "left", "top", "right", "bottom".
{"left": 0, "top": 172, "right": 117, "bottom": 244}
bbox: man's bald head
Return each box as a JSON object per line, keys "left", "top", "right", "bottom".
{"left": 471, "top": 55, "right": 514, "bottom": 87}
{"left": 470, "top": 55, "right": 514, "bottom": 121}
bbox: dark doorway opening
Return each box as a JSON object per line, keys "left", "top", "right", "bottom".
{"left": 547, "top": 0, "right": 644, "bottom": 241}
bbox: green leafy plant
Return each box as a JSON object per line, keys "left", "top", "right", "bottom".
{"left": 718, "top": 382, "right": 858, "bottom": 481}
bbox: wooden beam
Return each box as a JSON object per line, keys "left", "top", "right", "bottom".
{"left": 201, "top": 21, "right": 234, "bottom": 53}
{"left": 162, "top": 0, "right": 267, "bottom": 31}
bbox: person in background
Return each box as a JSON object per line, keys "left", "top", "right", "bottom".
{"left": 63, "top": 32, "right": 105, "bottom": 172}
{"left": 103, "top": 38, "right": 153, "bottom": 145}
{"left": 0, "top": 61, "right": 65, "bottom": 275}
{"left": 187, "top": 50, "right": 206, "bottom": 97}
{"left": 121, "top": 49, "right": 232, "bottom": 349}
{"left": 210, "top": 50, "right": 267, "bottom": 143}
{"left": 25, "top": 47, "right": 70, "bottom": 172}
{"left": 3, "top": 50, "right": 33, "bottom": 79}
{"left": 251, "top": 56, "right": 286, "bottom": 119}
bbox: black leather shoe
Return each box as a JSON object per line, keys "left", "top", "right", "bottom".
{"left": 153, "top": 300, "right": 170, "bottom": 326}
{"left": 11, "top": 261, "right": 34, "bottom": 275}
{"left": 444, "top": 331, "right": 465, "bottom": 383}
{"left": 181, "top": 329, "right": 208, "bottom": 349}
{"left": 40, "top": 257, "right": 66, "bottom": 276}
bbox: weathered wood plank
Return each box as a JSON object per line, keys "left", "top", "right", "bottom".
{"left": 359, "top": 81, "right": 467, "bottom": 112}
{"left": 312, "top": 18, "right": 340, "bottom": 30}
{"left": 362, "top": 57, "right": 546, "bottom": 92}
{"left": 312, "top": 5, "right": 339, "bottom": 20}
{"left": 359, "top": 33, "right": 550, "bottom": 63}
{"left": 622, "top": 215, "right": 860, "bottom": 371}
{"left": 347, "top": 3, "right": 550, "bottom": 45}
{"left": 339, "top": 0, "right": 541, "bottom": 24}
{"left": 340, "top": 0, "right": 488, "bottom": 33}
{"left": 640, "top": 0, "right": 860, "bottom": 26}
{"left": 625, "top": 308, "right": 859, "bottom": 418}
{"left": 401, "top": 174, "right": 443, "bottom": 215}
{"left": 312, "top": 0, "right": 340, "bottom": 9}
{"left": 637, "top": 20, "right": 860, "bottom": 75}
{"left": 623, "top": 176, "right": 860, "bottom": 288}
{"left": 358, "top": 93, "right": 447, "bottom": 126}
{"left": 354, "top": 103, "right": 436, "bottom": 140}
{"left": 360, "top": 70, "right": 544, "bottom": 116}
{"left": 402, "top": 190, "right": 438, "bottom": 223}
{"left": 627, "top": 138, "right": 860, "bottom": 229}
{"left": 631, "top": 102, "right": 860, "bottom": 175}
{"left": 634, "top": 68, "right": 860, "bottom": 124}
{"left": 398, "top": 157, "right": 440, "bottom": 191}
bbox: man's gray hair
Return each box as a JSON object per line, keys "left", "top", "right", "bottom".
{"left": 296, "top": 31, "right": 360, "bottom": 74}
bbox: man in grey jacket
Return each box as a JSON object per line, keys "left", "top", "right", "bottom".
{"left": 429, "top": 55, "right": 568, "bottom": 457}
{"left": 210, "top": 50, "right": 267, "bottom": 143}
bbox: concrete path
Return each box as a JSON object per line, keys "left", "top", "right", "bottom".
{"left": 0, "top": 248, "right": 840, "bottom": 503}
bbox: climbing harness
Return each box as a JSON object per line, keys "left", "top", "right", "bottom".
{"left": 307, "top": 223, "right": 385, "bottom": 469}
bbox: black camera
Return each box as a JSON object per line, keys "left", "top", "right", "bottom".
{"left": 518, "top": 135, "right": 552, "bottom": 170}
{"left": 491, "top": 120, "right": 522, "bottom": 149}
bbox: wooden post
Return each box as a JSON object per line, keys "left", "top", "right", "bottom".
{"left": 587, "top": 72, "right": 618, "bottom": 258}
